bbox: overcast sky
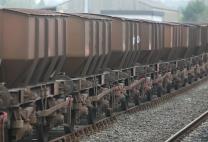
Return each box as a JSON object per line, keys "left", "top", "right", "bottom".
{"left": 44, "top": 0, "right": 63, "bottom": 5}
{"left": 43, "top": 0, "right": 192, "bottom": 5}
{"left": 42, "top": 0, "right": 192, "bottom": 9}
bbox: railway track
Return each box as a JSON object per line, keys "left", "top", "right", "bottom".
{"left": 165, "top": 110, "right": 208, "bottom": 142}
{"left": 49, "top": 76, "right": 208, "bottom": 142}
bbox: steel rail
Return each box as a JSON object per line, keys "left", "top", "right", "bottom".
{"left": 165, "top": 110, "right": 208, "bottom": 142}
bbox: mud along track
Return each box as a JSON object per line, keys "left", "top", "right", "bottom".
{"left": 49, "top": 76, "right": 208, "bottom": 142}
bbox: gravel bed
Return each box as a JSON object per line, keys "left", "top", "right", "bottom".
{"left": 182, "top": 120, "right": 208, "bottom": 142}
{"left": 82, "top": 81, "right": 208, "bottom": 142}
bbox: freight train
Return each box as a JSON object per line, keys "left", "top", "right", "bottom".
{"left": 0, "top": 8, "right": 208, "bottom": 142}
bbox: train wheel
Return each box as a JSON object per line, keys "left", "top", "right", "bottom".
{"left": 133, "top": 95, "right": 140, "bottom": 106}
{"left": 120, "top": 97, "right": 128, "bottom": 110}
{"left": 174, "top": 82, "right": 179, "bottom": 90}
{"left": 4, "top": 126, "right": 9, "bottom": 142}
{"left": 182, "top": 79, "right": 187, "bottom": 87}
{"left": 38, "top": 128, "right": 48, "bottom": 142}
{"left": 17, "top": 133, "right": 33, "bottom": 142}
{"left": 37, "top": 119, "right": 49, "bottom": 142}
{"left": 105, "top": 108, "right": 112, "bottom": 117}
{"left": 146, "top": 90, "right": 152, "bottom": 101}
{"left": 64, "top": 125, "right": 75, "bottom": 134}
{"left": 88, "top": 107, "right": 97, "bottom": 124}
{"left": 64, "top": 110, "right": 76, "bottom": 134}
{"left": 199, "top": 73, "right": 203, "bottom": 79}
{"left": 166, "top": 83, "right": 171, "bottom": 93}
{"left": 157, "top": 86, "right": 162, "bottom": 97}
{"left": 194, "top": 74, "right": 198, "bottom": 81}
{"left": 188, "top": 75, "right": 192, "bottom": 84}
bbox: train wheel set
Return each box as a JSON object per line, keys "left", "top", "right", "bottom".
{"left": 0, "top": 8, "right": 208, "bottom": 142}
{"left": 0, "top": 53, "right": 207, "bottom": 142}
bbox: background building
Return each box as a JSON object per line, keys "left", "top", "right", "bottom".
{"left": 0, "top": 0, "right": 181, "bottom": 22}
{"left": 56, "top": 0, "right": 180, "bottom": 22}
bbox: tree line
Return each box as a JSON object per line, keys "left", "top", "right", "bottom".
{"left": 182, "top": 0, "right": 208, "bottom": 23}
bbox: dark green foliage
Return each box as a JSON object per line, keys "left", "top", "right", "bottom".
{"left": 182, "top": 0, "right": 208, "bottom": 22}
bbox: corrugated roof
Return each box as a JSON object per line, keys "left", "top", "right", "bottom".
{"left": 75, "top": 13, "right": 111, "bottom": 20}
{"left": 80, "top": 13, "right": 167, "bottom": 23}
{"left": 59, "top": 12, "right": 112, "bottom": 20}
{"left": 80, "top": 13, "right": 131, "bottom": 21}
